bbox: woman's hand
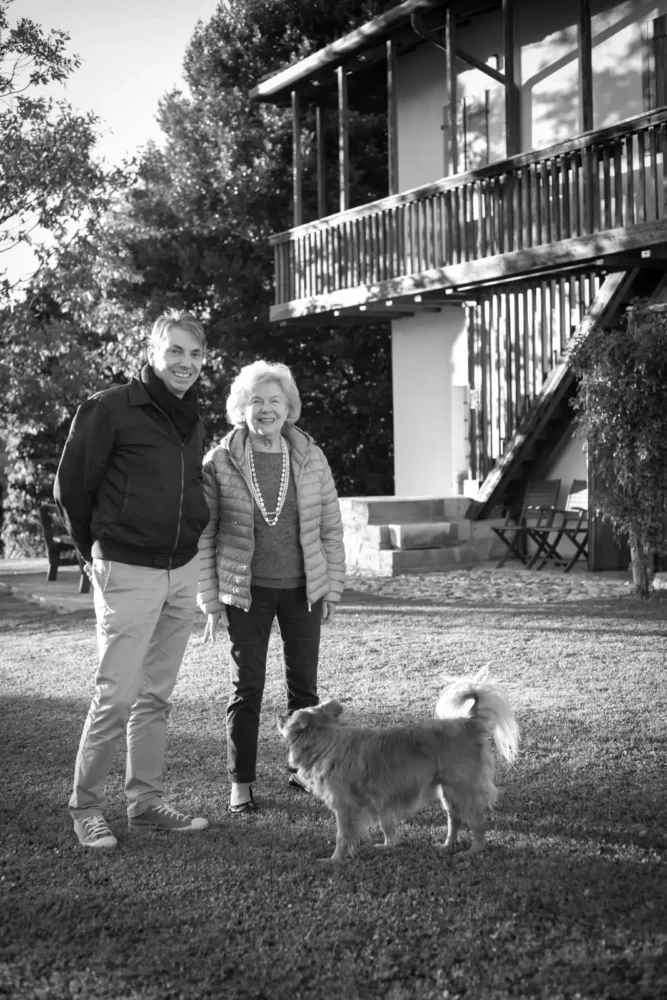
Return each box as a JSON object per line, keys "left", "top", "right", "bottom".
{"left": 321, "top": 601, "right": 336, "bottom": 624}
{"left": 202, "top": 608, "right": 229, "bottom": 643}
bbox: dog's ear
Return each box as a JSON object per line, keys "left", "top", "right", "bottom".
{"left": 319, "top": 699, "right": 344, "bottom": 719}
{"left": 284, "top": 708, "right": 315, "bottom": 731}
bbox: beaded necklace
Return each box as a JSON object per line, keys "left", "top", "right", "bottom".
{"left": 246, "top": 435, "right": 290, "bottom": 527}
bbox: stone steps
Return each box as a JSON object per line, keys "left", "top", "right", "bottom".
{"left": 339, "top": 496, "right": 506, "bottom": 577}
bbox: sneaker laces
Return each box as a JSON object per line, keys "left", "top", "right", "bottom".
{"left": 83, "top": 815, "right": 112, "bottom": 837}
{"left": 151, "top": 803, "right": 189, "bottom": 822}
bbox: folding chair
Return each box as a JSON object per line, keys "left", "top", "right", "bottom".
{"left": 531, "top": 480, "right": 589, "bottom": 573}
{"left": 492, "top": 479, "right": 561, "bottom": 568}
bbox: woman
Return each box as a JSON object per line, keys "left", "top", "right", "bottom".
{"left": 197, "top": 360, "right": 346, "bottom": 813}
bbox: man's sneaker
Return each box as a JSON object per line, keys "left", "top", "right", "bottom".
{"left": 74, "top": 815, "right": 118, "bottom": 849}
{"left": 128, "top": 802, "right": 208, "bottom": 833}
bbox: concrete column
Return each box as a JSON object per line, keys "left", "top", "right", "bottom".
{"left": 391, "top": 306, "right": 468, "bottom": 496}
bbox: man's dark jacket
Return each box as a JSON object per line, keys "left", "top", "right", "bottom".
{"left": 54, "top": 376, "right": 210, "bottom": 569}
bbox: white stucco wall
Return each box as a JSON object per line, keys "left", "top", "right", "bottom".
{"left": 391, "top": 307, "right": 468, "bottom": 496}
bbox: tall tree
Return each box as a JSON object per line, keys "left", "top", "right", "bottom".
{"left": 117, "top": 0, "right": 394, "bottom": 495}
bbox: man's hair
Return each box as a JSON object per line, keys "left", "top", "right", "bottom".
{"left": 148, "top": 309, "right": 206, "bottom": 352}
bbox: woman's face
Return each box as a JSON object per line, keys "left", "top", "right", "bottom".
{"left": 243, "top": 379, "right": 290, "bottom": 443}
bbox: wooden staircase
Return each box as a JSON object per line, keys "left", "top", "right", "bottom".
{"left": 467, "top": 267, "right": 667, "bottom": 521}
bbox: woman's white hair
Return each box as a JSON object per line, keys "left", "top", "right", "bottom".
{"left": 226, "top": 360, "right": 302, "bottom": 427}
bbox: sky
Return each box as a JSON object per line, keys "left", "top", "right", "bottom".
{"left": 13, "top": 0, "right": 223, "bottom": 165}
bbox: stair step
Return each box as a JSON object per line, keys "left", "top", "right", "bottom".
{"left": 388, "top": 522, "right": 459, "bottom": 550}
{"left": 339, "top": 496, "right": 470, "bottom": 527}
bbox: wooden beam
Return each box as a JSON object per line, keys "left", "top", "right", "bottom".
{"left": 579, "top": 0, "right": 593, "bottom": 132}
{"left": 337, "top": 66, "right": 350, "bottom": 212}
{"left": 316, "top": 105, "right": 327, "bottom": 218}
{"left": 387, "top": 39, "right": 399, "bottom": 196}
{"left": 291, "top": 90, "right": 303, "bottom": 227}
{"left": 446, "top": 4, "right": 458, "bottom": 175}
{"left": 249, "top": 0, "right": 443, "bottom": 103}
{"left": 268, "top": 220, "right": 667, "bottom": 322}
{"left": 503, "top": 0, "right": 521, "bottom": 156}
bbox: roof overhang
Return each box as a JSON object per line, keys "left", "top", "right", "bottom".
{"left": 248, "top": 0, "right": 444, "bottom": 104}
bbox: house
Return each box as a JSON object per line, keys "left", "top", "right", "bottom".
{"left": 249, "top": 0, "right": 667, "bottom": 574}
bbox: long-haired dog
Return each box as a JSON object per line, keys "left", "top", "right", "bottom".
{"left": 277, "top": 675, "right": 518, "bottom": 862}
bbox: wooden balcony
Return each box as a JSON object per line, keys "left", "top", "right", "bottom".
{"left": 270, "top": 107, "right": 667, "bottom": 322}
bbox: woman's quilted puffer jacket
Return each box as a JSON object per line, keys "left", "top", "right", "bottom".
{"left": 197, "top": 424, "right": 346, "bottom": 614}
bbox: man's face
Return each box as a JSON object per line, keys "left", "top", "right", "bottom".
{"left": 149, "top": 326, "right": 204, "bottom": 398}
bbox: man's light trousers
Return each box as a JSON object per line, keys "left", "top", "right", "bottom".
{"left": 69, "top": 556, "right": 199, "bottom": 820}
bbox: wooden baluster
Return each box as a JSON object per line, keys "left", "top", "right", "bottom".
{"left": 522, "top": 166, "right": 531, "bottom": 249}
{"left": 613, "top": 137, "right": 624, "bottom": 228}
{"left": 559, "top": 278, "right": 568, "bottom": 356}
{"left": 625, "top": 133, "right": 635, "bottom": 227}
{"left": 601, "top": 143, "right": 612, "bottom": 229}
{"left": 561, "top": 152, "right": 571, "bottom": 239}
{"left": 477, "top": 181, "right": 485, "bottom": 258}
{"left": 650, "top": 126, "right": 660, "bottom": 221}
{"left": 540, "top": 158, "right": 551, "bottom": 244}
{"left": 444, "top": 190, "right": 453, "bottom": 265}
{"left": 551, "top": 156, "right": 561, "bottom": 242}
{"left": 493, "top": 175, "right": 502, "bottom": 254}
{"left": 522, "top": 286, "right": 531, "bottom": 403}
{"left": 661, "top": 122, "right": 667, "bottom": 217}
{"left": 571, "top": 150, "right": 581, "bottom": 236}
{"left": 500, "top": 171, "right": 519, "bottom": 253}
{"left": 582, "top": 144, "right": 594, "bottom": 234}
{"left": 429, "top": 196, "right": 438, "bottom": 270}
{"left": 637, "top": 129, "right": 647, "bottom": 223}
{"left": 513, "top": 291, "right": 522, "bottom": 431}
{"left": 531, "top": 163, "right": 541, "bottom": 246}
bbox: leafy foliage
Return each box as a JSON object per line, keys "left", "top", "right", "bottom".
{"left": 0, "top": 0, "right": 122, "bottom": 299}
{"left": 116, "top": 0, "right": 394, "bottom": 491}
{"left": 570, "top": 301, "right": 667, "bottom": 596}
{"left": 1, "top": 0, "right": 396, "bottom": 556}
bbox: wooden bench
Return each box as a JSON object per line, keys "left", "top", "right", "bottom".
{"left": 39, "top": 504, "right": 90, "bottom": 594}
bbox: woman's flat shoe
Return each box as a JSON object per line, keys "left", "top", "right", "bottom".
{"left": 229, "top": 787, "right": 257, "bottom": 814}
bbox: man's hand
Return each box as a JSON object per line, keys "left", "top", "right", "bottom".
{"left": 321, "top": 601, "right": 336, "bottom": 624}
{"left": 202, "top": 608, "right": 229, "bottom": 643}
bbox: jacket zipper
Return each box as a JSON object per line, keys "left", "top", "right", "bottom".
{"left": 149, "top": 401, "right": 186, "bottom": 569}
{"left": 171, "top": 448, "right": 185, "bottom": 563}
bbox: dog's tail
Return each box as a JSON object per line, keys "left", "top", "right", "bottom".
{"left": 435, "top": 671, "right": 519, "bottom": 763}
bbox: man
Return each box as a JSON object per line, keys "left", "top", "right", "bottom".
{"left": 55, "top": 309, "right": 211, "bottom": 848}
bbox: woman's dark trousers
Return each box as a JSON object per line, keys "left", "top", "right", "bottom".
{"left": 226, "top": 585, "right": 322, "bottom": 783}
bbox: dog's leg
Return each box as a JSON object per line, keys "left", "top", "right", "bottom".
{"left": 456, "top": 807, "right": 486, "bottom": 858}
{"left": 438, "top": 787, "right": 460, "bottom": 854}
{"left": 321, "top": 808, "right": 365, "bottom": 863}
{"left": 377, "top": 811, "right": 398, "bottom": 849}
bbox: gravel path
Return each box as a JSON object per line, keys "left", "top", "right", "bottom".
{"left": 344, "top": 563, "right": 634, "bottom": 605}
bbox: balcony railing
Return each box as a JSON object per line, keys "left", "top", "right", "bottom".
{"left": 270, "top": 106, "right": 667, "bottom": 314}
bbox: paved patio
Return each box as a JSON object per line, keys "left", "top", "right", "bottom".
{"left": 0, "top": 556, "right": 634, "bottom": 619}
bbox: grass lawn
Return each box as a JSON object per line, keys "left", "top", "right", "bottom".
{"left": 1, "top": 570, "right": 666, "bottom": 1000}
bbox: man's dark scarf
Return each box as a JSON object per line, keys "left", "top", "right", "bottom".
{"left": 140, "top": 363, "right": 200, "bottom": 442}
